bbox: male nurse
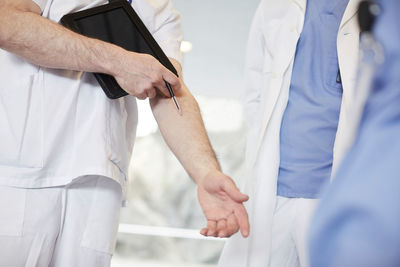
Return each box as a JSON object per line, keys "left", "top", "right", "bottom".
{"left": 0, "top": 0, "right": 249, "bottom": 266}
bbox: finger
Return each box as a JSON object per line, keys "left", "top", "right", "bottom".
{"left": 216, "top": 219, "right": 227, "bottom": 238}
{"left": 154, "top": 81, "right": 170, "bottom": 98}
{"left": 222, "top": 179, "right": 249, "bottom": 203}
{"left": 226, "top": 214, "right": 240, "bottom": 237}
{"left": 149, "top": 64, "right": 170, "bottom": 98}
{"left": 206, "top": 220, "right": 217, "bottom": 237}
{"left": 234, "top": 205, "right": 250, "bottom": 238}
{"left": 200, "top": 228, "right": 208, "bottom": 236}
{"left": 146, "top": 88, "right": 157, "bottom": 99}
{"left": 136, "top": 92, "right": 147, "bottom": 100}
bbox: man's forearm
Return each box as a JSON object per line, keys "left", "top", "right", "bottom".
{"left": 0, "top": 0, "right": 181, "bottom": 97}
{"left": 0, "top": 1, "right": 122, "bottom": 76}
{"left": 150, "top": 61, "right": 221, "bottom": 183}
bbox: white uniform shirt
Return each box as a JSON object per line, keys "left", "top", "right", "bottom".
{"left": 0, "top": 0, "right": 182, "bottom": 188}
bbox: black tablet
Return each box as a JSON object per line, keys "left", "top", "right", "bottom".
{"left": 61, "top": 0, "right": 178, "bottom": 99}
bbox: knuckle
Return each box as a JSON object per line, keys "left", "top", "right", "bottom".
{"left": 154, "top": 64, "right": 162, "bottom": 72}
{"left": 150, "top": 59, "right": 160, "bottom": 69}
{"left": 144, "top": 81, "right": 153, "bottom": 90}
{"left": 151, "top": 74, "right": 161, "bottom": 84}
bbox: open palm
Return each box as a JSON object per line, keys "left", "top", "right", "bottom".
{"left": 197, "top": 170, "right": 250, "bottom": 238}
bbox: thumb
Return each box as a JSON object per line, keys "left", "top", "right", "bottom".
{"left": 222, "top": 179, "right": 249, "bottom": 203}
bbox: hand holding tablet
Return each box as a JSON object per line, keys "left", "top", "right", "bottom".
{"left": 61, "top": 0, "right": 181, "bottom": 111}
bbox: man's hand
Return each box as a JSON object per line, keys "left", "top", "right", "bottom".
{"left": 0, "top": 0, "right": 180, "bottom": 101}
{"left": 113, "top": 53, "right": 181, "bottom": 100}
{"left": 198, "top": 170, "right": 250, "bottom": 238}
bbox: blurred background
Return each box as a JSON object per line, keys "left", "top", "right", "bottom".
{"left": 112, "top": 0, "right": 259, "bottom": 266}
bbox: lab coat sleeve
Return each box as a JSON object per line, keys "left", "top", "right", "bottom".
{"left": 132, "top": 0, "right": 183, "bottom": 64}
{"left": 243, "top": 1, "right": 267, "bottom": 129}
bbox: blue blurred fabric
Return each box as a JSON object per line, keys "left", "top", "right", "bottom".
{"left": 309, "top": 0, "right": 400, "bottom": 266}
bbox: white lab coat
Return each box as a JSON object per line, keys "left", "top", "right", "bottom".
{"left": 219, "top": 0, "right": 361, "bottom": 266}
{"left": 0, "top": 0, "right": 182, "bottom": 189}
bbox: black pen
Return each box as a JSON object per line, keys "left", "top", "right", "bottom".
{"left": 165, "top": 81, "right": 181, "bottom": 113}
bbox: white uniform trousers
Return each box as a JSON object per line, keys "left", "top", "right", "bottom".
{"left": 0, "top": 175, "right": 122, "bottom": 267}
{"left": 269, "top": 197, "right": 318, "bottom": 267}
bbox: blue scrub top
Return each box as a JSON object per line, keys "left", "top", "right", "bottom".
{"left": 309, "top": 0, "right": 400, "bottom": 266}
{"left": 277, "top": 0, "right": 349, "bottom": 198}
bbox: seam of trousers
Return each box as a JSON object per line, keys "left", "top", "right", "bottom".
{"left": 59, "top": 186, "right": 67, "bottom": 238}
{"left": 25, "top": 235, "right": 46, "bottom": 267}
{"left": 49, "top": 187, "right": 67, "bottom": 266}
{"left": 288, "top": 199, "right": 300, "bottom": 267}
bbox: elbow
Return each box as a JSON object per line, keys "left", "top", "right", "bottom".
{"left": 0, "top": 14, "right": 12, "bottom": 49}
{"left": 0, "top": 6, "right": 14, "bottom": 48}
{"left": 0, "top": 6, "right": 6, "bottom": 47}
{"left": 0, "top": 13, "right": 8, "bottom": 48}
{"left": 0, "top": 2, "right": 41, "bottom": 48}
{"left": 0, "top": 37, "right": 5, "bottom": 50}
{"left": 0, "top": 23, "right": 7, "bottom": 49}
{"left": 0, "top": 29, "right": 4, "bottom": 48}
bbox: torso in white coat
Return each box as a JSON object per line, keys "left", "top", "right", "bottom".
{"left": 0, "top": 0, "right": 182, "bottom": 189}
{"left": 219, "top": 0, "right": 360, "bottom": 266}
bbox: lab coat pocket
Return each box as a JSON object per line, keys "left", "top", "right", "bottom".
{"left": 0, "top": 72, "right": 44, "bottom": 168}
{"left": 81, "top": 177, "right": 122, "bottom": 255}
{"left": 0, "top": 186, "right": 26, "bottom": 236}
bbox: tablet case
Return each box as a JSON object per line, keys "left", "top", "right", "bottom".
{"left": 60, "top": 0, "right": 178, "bottom": 99}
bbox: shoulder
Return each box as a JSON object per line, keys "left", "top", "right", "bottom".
{"left": 256, "top": 0, "right": 296, "bottom": 20}
{"left": 251, "top": 0, "right": 302, "bottom": 36}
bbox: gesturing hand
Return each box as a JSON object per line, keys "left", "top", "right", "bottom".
{"left": 197, "top": 170, "right": 250, "bottom": 238}
{"left": 113, "top": 52, "right": 181, "bottom": 99}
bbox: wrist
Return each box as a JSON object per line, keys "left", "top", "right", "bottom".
{"left": 95, "top": 41, "right": 125, "bottom": 77}
{"left": 193, "top": 168, "right": 221, "bottom": 186}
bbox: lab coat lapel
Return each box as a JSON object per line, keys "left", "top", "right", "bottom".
{"left": 248, "top": 0, "right": 306, "bottom": 171}
{"left": 332, "top": 1, "right": 361, "bottom": 174}
{"left": 340, "top": 0, "right": 361, "bottom": 29}
{"left": 292, "top": 0, "right": 306, "bottom": 11}
{"left": 337, "top": 1, "right": 360, "bottom": 103}
{"left": 243, "top": 2, "right": 307, "bottom": 266}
